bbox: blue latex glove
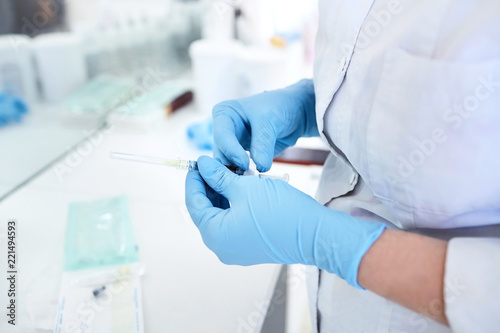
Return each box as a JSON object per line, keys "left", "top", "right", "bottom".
{"left": 185, "top": 156, "right": 386, "bottom": 289}
{"left": 212, "top": 79, "right": 318, "bottom": 172}
{"left": 0, "top": 93, "right": 28, "bottom": 127}
{"left": 187, "top": 118, "right": 213, "bottom": 151}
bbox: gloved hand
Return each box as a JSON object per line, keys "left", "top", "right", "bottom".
{"left": 185, "top": 156, "right": 386, "bottom": 289}
{"left": 212, "top": 79, "right": 318, "bottom": 172}
{"left": 0, "top": 93, "right": 28, "bottom": 127}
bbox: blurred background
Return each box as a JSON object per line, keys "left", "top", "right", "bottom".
{"left": 0, "top": 0, "right": 318, "bottom": 201}
{"left": 0, "top": 1, "right": 323, "bottom": 333}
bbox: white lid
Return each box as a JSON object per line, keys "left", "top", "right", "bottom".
{"left": 189, "top": 39, "right": 244, "bottom": 58}
{"left": 32, "top": 32, "right": 82, "bottom": 49}
{"left": 0, "top": 34, "right": 31, "bottom": 50}
{"left": 239, "top": 46, "right": 283, "bottom": 63}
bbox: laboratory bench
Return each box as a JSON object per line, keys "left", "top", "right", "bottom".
{"left": 0, "top": 102, "right": 323, "bottom": 333}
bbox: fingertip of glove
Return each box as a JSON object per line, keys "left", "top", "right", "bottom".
{"left": 198, "top": 156, "right": 227, "bottom": 176}
{"left": 256, "top": 164, "right": 271, "bottom": 173}
{"left": 198, "top": 155, "right": 212, "bottom": 164}
{"left": 197, "top": 156, "right": 215, "bottom": 173}
{"left": 253, "top": 155, "right": 272, "bottom": 173}
{"left": 249, "top": 147, "right": 273, "bottom": 172}
{"left": 233, "top": 153, "right": 250, "bottom": 171}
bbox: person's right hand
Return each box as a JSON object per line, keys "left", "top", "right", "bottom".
{"left": 212, "top": 79, "right": 318, "bottom": 172}
{"left": 185, "top": 156, "right": 387, "bottom": 289}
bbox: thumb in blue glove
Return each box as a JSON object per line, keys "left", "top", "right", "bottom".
{"left": 185, "top": 156, "right": 386, "bottom": 289}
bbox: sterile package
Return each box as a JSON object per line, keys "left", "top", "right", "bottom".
{"left": 108, "top": 80, "right": 192, "bottom": 129}
{"left": 54, "top": 195, "right": 144, "bottom": 333}
{"left": 64, "top": 195, "right": 139, "bottom": 271}
{"left": 53, "top": 264, "right": 145, "bottom": 333}
{"left": 63, "top": 76, "right": 135, "bottom": 117}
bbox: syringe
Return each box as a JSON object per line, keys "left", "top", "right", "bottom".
{"left": 110, "top": 152, "right": 290, "bottom": 182}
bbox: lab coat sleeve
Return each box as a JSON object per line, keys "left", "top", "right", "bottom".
{"left": 444, "top": 238, "right": 500, "bottom": 332}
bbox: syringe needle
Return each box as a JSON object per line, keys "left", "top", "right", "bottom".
{"left": 110, "top": 152, "right": 289, "bottom": 182}
{"left": 110, "top": 152, "right": 168, "bottom": 166}
{"left": 110, "top": 152, "right": 196, "bottom": 171}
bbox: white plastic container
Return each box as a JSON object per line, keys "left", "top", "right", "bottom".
{"left": 32, "top": 33, "right": 87, "bottom": 102}
{"left": 238, "top": 47, "right": 288, "bottom": 97}
{"left": 201, "top": 0, "right": 235, "bottom": 41}
{"left": 0, "top": 34, "right": 38, "bottom": 102}
{"left": 238, "top": 40, "right": 305, "bottom": 97}
{"left": 189, "top": 39, "right": 243, "bottom": 115}
{"left": 190, "top": 38, "right": 306, "bottom": 114}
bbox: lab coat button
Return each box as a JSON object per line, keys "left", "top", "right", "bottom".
{"left": 337, "top": 56, "right": 347, "bottom": 75}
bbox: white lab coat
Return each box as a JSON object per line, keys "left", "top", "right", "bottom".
{"left": 310, "top": 0, "right": 500, "bottom": 332}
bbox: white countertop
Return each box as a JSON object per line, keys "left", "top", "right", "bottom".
{"left": 0, "top": 104, "right": 290, "bottom": 333}
{"left": 0, "top": 103, "right": 95, "bottom": 201}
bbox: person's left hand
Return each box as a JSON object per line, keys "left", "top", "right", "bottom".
{"left": 185, "top": 156, "right": 386, "bottom": 288}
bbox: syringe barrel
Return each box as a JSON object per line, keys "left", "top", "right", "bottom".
{"left": 258, "top": 173, "right": 290, "bottom": 183}
{"left": 111, "top": 152, "right": 167, "bottom": 166}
